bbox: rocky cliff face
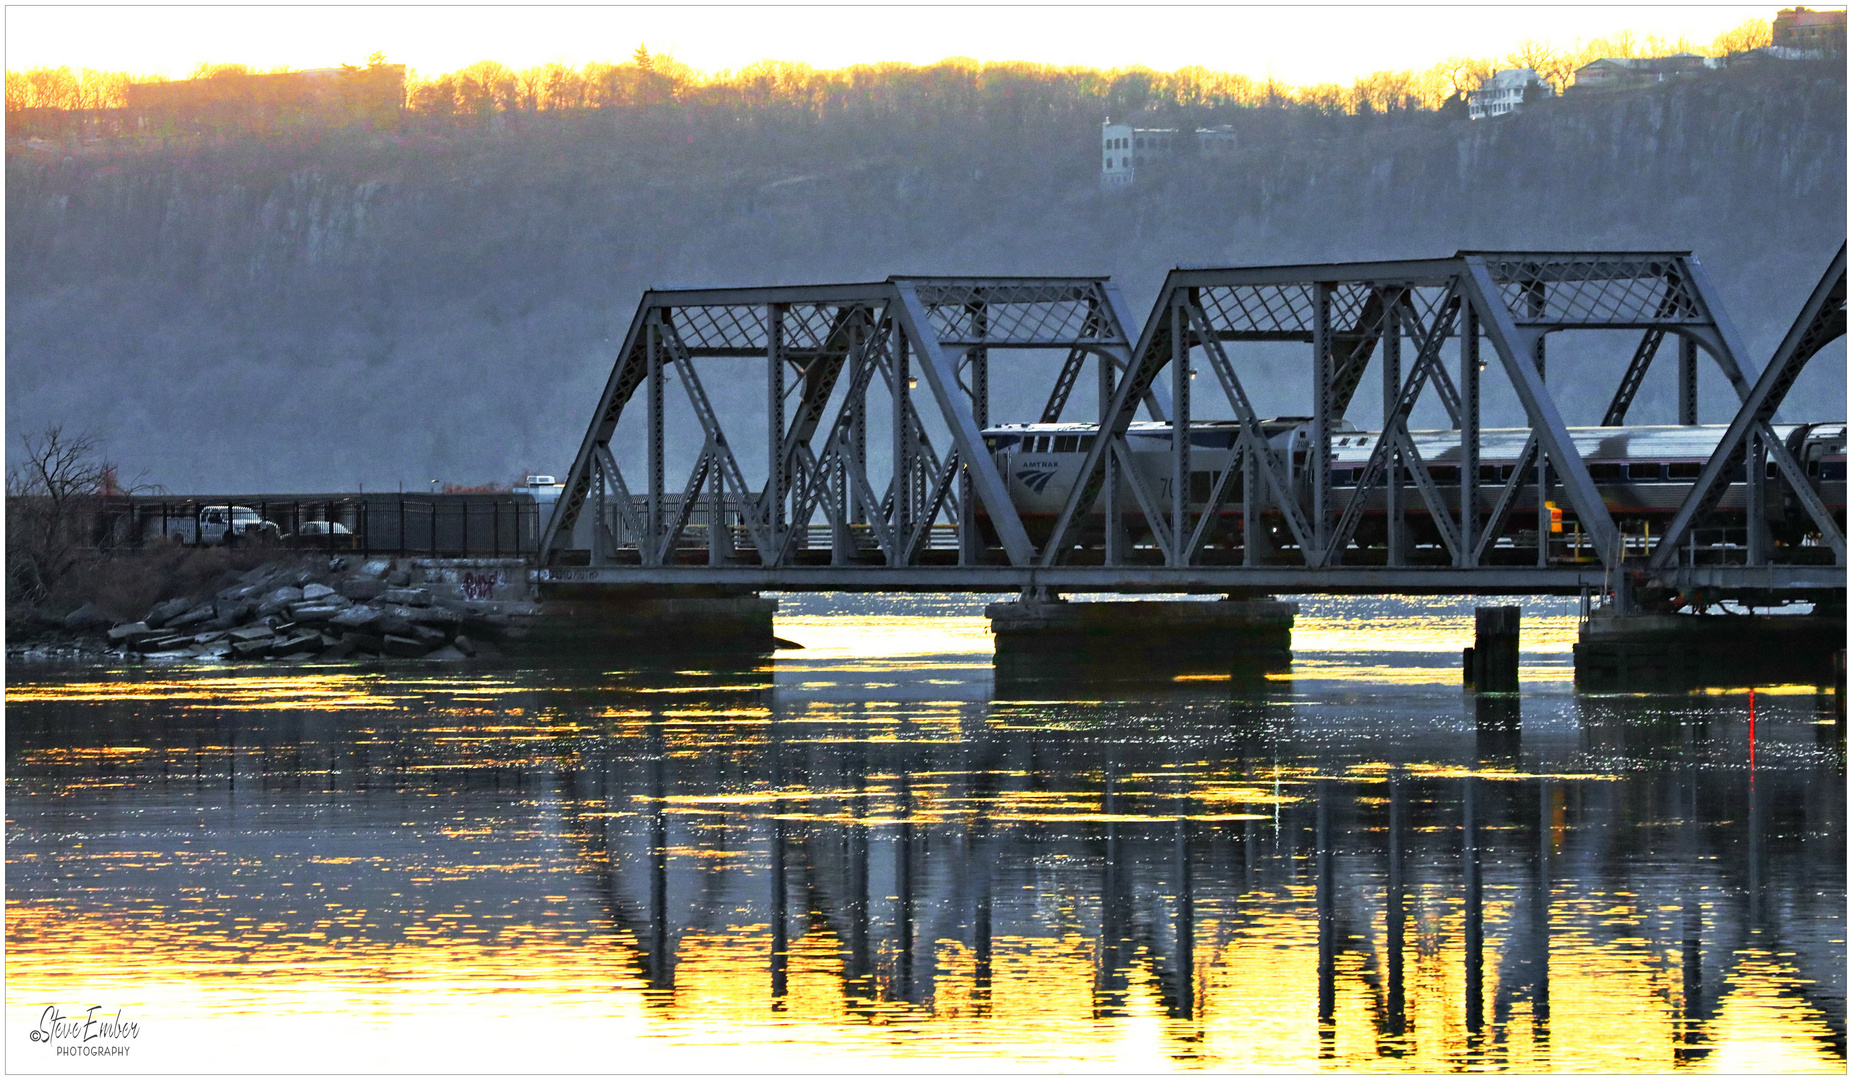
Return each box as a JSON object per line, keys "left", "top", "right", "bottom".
{"left": 7, "top": 64, "right": 1844, "bottom": 491}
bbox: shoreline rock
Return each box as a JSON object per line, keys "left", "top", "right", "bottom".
{"left": 8, "top": 554, "right": 514, "bottom": 668}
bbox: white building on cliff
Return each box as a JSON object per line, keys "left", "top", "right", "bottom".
{"left": 1102, "top": 121, "right": 1239, "bottom": 187}
{"left": 1467, "top": 68, "right": 1556, "bottom": 120}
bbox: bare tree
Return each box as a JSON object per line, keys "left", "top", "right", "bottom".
{"left": 1711, "top": 18, "right": 1773, "bottom": 57}
{"left": 22, "top": 67, "right": 80, "bottom": 110}
{"left": 1507, "top": 39, "right": 1575, "bottom": 92}
{"left": 514, "top": 65, "right": 544, "bottom": 113}
{"left": 454, "top": 60, "right": 517, "bottom": 120}
{"left": 1434, "top": 56, "right": 1499, "bottom": 99}
{"left": 6, "top": 426, "right": 118, "bottom": 605}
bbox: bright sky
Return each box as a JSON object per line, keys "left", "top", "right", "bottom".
{"left": 5, "top": 4, "right": 1784, "bottom": 84}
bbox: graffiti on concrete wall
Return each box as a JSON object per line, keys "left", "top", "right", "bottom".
{"left": 460, "top": 570, "right": 504, "bottom": 601}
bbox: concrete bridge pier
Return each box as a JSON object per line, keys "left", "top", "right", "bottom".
{"left": 987, "top": 594, "right": 1296, "bottom": 686}
{"left": 519, "top": 584, "right": 777, "bottom": 657}
{"left": 1573, "top": 602, "right": 1845, "bottom": 692}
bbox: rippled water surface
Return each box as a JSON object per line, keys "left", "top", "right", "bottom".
{"left": 6, "top": 594, "right": 1844, "bottom": 1071}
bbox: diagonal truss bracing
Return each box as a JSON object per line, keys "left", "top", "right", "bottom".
{"left": 1650, "top": 243, "right": 1848, "bottom": 570}
{"left": 538, "top": 277, "right": 1139, "bottom": 571}
{"left": 1038, "top": 251, "right": 1782, "bottom": 582}
{"left": 539, "top": 248, "right": 1843, "bottom": 599}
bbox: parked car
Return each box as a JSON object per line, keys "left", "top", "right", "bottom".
{"left": 140, "top": 505, "right": 281, "bottom": 547}
{"left": 282, "top": 520, "right": 356, "bottom": 549}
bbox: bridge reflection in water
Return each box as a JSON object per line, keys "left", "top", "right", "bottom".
{"left": 4, "top": 616, "right": 1844, "bottom": 1072}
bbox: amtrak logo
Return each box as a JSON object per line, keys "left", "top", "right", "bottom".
{"left": 1016, "top": 467, "right": 1058, "bottom": 494}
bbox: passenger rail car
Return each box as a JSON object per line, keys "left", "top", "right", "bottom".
{"left": 976, "top": 420, "right": 1847, "bottom": 554}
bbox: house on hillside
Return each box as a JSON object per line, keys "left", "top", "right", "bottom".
{"left": 1731, "top": 44, "right": 1837, "bottom": 64}
{"left": 1100, "top": 121, "right": 1239, "bottom": 188}
{"left": 1569, "top": 54, "right": 1721, "bottom": 94}
{"left": 1775, "top": 6, "right": 1847, "bottom": 53}
{"left": 1467, "top": 68, "right": 1555, "bottom": 120}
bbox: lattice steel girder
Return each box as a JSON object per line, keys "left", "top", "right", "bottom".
{"left": 533, "top": 562, "right": 1845, "bottom": 595}
{"left": 1458, "top": 257, "right": 1623, "bottom": 564}
{"left": 1471, "top": 253, "right": 1703, "bottom": 321}
{"left": 1651, "top": 243, "right": 1849, "bottom": 569}
{"left": 904, "top": 278, "right": 1132, "bottom": 348}
{"left": 1047, "top": 252, "right": 1751, "bottom": 572}
{"left": 540, "top": 276, "right": 1136, "bottom": 567}
{"left": 1472, "top": 250, "right": 1757, "bottom": 401}
{"left": 1174, "top": 252, "right": 1755, "bottom": 364}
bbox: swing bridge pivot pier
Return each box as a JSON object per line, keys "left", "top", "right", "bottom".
{"left": 532, "top": 249, "right": 1847, "bottom": 687}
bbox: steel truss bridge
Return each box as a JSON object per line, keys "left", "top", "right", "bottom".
{"left": 537, "top": 247, "right": 1846, "bottom": 599}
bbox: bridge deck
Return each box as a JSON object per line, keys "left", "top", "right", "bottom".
{"left": 537, "top": 563, "right": 1840, "bottom": 595}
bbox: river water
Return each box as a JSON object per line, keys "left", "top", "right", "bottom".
{"left": 5, "top": 595, "right": 1844, "bottom": 1072}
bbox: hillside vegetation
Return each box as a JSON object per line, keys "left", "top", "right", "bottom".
{"left": 6, "top": 17, "right": 1774, "bottom": 121}
{"left": 5, "top": 61, "right": 1844, "bottom": 492}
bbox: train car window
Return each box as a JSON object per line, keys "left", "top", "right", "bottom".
{"left": 1667, "top": 462, "right": 1700, "bottom": 479}
{"left": 1766, "top": 461, "right": 1779, "bottom": 479}
{"left": 1807, "top": 460, "right": 1821, "bottom": 476}
{"left": 1627, "top": 462, "right": 1662, "bottom": 481}
{"left": 1429, "top": 466, "right": 1459, "bottom": 483}
{"left": 1078, "top": 435, "right": 1096, "bottom": 452}
{"left": 1189, "top": 471, "right": 1214, "bottom": 502}
{"left": 1825, "top": 461, "right": 1847, "bottom": 480}
{"left": 1479, "top": 465, "right": 1502, "bottom": 483}
{"left": 1054, "top": 435, "right": 1079, "bottom": 453}
{"left": 1588, "top": 463, "right": 1623, "bottom": 481}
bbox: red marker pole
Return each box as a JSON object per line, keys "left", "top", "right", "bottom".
{"left": 1748, "top": 687, "right": 1756, "bottom": 772}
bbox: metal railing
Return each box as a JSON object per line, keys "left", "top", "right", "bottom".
{"left": 109, "top": 496, "right": 545, "bottom": 557}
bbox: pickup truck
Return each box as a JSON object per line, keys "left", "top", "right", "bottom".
{"left": 140, "top": 505, "right": 282, "bottom": 547}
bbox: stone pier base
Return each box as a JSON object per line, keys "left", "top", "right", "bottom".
{"left": 513, "top": 585, "right": 777, "bottom": 658}
{"left": 1573, "top": 607, "right": 1845, "bottom": 691}
{"left": 988, "top": 597, "right": 1296, "bottom": 687}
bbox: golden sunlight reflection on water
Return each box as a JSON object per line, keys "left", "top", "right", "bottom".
{"left": 5, "top": 595, "right": 1841, "bottom": 1071}
{"left": 775, "top": 614, "right": 996, "bottom": 659}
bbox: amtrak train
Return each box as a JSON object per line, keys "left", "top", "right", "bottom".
{"left": 977, "top": 419, "right": 1847, "bottom": 552}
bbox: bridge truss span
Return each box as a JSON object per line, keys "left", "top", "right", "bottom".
{"left": 538, "top": 276, "right": 1155, "bottom": 577}
{"left": 539, "top": 251, "right": 1845, "bottom": 602}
